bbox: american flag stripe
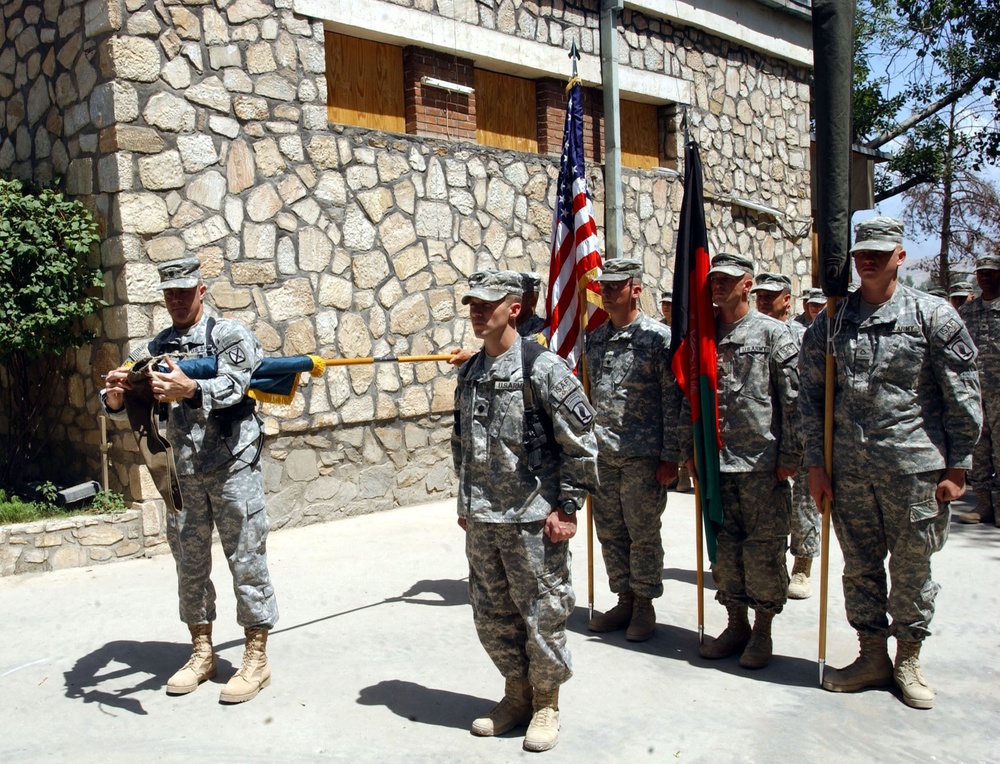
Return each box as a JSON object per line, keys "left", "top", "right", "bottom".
{"left": 543, "top": 81, "right": 607, "bottom": 368}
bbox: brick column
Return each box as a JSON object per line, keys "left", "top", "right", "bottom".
{"left": 537, "top": 78, "right": 565, "bottom": 156}
{"left": 403, "top": 47, "right": 476, "bottom": 141}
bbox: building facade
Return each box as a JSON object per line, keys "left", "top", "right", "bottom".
{"left": 0, "top": 0, "right": 813, "bottom": 529}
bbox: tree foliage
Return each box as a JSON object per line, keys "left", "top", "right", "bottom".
{"left": 0, "top": 178, "right": 104, "bottom": 490}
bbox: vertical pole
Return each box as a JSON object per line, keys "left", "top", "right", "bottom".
{"left": 99, "top": 415, "right": 109, "bottom": 493}
{"left": 818, "top": 296, "right": 839, "bottom": 684}
{"left": 579, "top": 285, "right": 596, "bottom": 620}
{"left": 600, "top": 0, "right": 623, "bottom": 261}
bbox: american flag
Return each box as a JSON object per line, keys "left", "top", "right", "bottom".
{"left": 542, "top": 79, "right": 606, "bottom": 369}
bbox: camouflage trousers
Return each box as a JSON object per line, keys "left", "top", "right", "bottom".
{"left": 789, "top": 466, "right": 820, "bottom": 558}
{"left": 830, "top": 469, "right": 948, "bottom": 642}
{"left": 593, "top": 455, "right": 668, "bottom": 599}
{"left": 969, "top": 395, "right": 1000, "bottom": 490}
{"left": 466, "top": 519, "right": 574, "bottom": 692}
{"left": 714, "top": 471, "right": 791, "bottom": 614}
{"left": 166, "top": 461, "right": 278, "bottom": 629}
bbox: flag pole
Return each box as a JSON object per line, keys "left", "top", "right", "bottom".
{"left": 818, "top": 295, "right": 838, "bottom": 684}
{"left": 578, "top": 285, "right": 596, "bottom": 620}
{"left": 321, "top": 354, "right": 456, "bottom": 366}
{"left": 693, "top": 467, "right": 704, "bottom": 644}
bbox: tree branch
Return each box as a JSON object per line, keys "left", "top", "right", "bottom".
{"left": 865, "top": 74, "right": 986, "bottom": 149}
{"left": 875, "top": 174, "right": 934, "bottom": 203}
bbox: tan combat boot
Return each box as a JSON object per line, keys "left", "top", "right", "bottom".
{"left": 166, "top": 623, "right": 217, "bottom": 695}
{"left": 787, "top": 557, "right": 813, "bottom": 600}
{"left": 739, "top": 611, "right": 774, "bottom": 669}
{"left": 626, "top": 595, "right": 656, "bottom": 642}
{"left": 955, "top": 489, "right": 994, "bottom": 524}
{"left": 822, "top": 633, "right": 893, "bottom": 693}
{"left": 523, "top": 688, "right": 560, "bottom": 752}
{"left": 471, "top": 677, "right": 532, "bottom": 736}
{"left": 699, "top": 606, "right": 751, "bottom": 659}
{"left": 587, "top": 591, "right": 634, "bottom": 633}
{"left": 220, "top": 627, "right": 271, "bottom": 704}
{"left": 677, "top": 465, "right": 692, "bottom": 493}
{"left": 895, "top": 640, "right": 934, "bottom": 709}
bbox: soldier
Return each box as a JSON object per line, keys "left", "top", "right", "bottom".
{"left": 800, "top": 217, "right": 981, "bottom": 709}
{"left": 684, "top": 253, "right": 801, "bottom": 670}
{"left": 659, "top": 289, "right": 673, "bottom": 325}
{"left": 796, "top": 288, "right": 827, "bottom": 331}
{"left": 955, "top": 255, "right": 1000, "bottom": 526}
{"left": 453, "top": 270, "right": 598, "bottom": 752}
{"left": 752, "top": 273, "right": 818, "bottom": 599}
{"left": 517, "top": 272, "right": 546, "bottom": 340}
{"left": 949, "top": 281, "right": 975, "bottom": 312}
{"left": 102, "top": 257, "right": 277, "bottom": 704}
{"left": 585, "top": 259, "right": 680, "bottom": 642}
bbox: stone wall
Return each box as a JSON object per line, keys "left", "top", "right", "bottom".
{"left": 0, "top": 502, "right": 168, "bottom": 577}
{"left": 1, "top": 0, "right": 813, "bottom": 528}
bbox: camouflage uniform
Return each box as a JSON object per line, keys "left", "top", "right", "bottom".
{"left": 453, "top": 336, "right": 598, "bottom": 690}
{"left": 517, "top": 313, "right": 546, "bottom": 340}
{"left": 105, "top": 315, "right": 278, "bottom": 629}
{"left": 681, "top": 309, "right": 801, "bottom": 614}
{"left": 585, "top": 312, "right": 678, "bottom": 599}
{"left": 960, "top": 296, "right": 1000, "bottom": 494}
{"left": 799, "top": 286, "right": 981, "bottom": 640}
{"left": 784, "top": 318, "right": 819, "bottom": 560}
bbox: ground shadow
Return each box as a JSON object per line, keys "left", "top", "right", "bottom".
{"left": 63, "top": 640, "right": 238, "bottom": 716}
{"left": 567, "top": 607, "right": 818, "bottom": 689}
{"left": 662, "top": 566, "right": 717, "bottom": 590}
{"left": 357, "top": 679, "right": 492, "bottom": 729}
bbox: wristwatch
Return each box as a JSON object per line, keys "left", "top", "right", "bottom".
{"left": 560, "top": 500, "right": 579, "bottom": 515}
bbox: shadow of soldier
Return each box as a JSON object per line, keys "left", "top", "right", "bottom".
{"left": 62, "top": 640, "right": 238, "bottom": 716}
{"left": 357, "top": 679, "right": 493, "bottom": 730}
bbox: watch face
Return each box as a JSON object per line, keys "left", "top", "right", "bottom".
{"left": 562, "top": 501, "right": 578, "bottom": 514}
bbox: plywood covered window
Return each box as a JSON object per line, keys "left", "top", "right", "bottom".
{"left": 325, "top": 32, "right": 405, "bottom": 133}
{"left": 620, "top": 99, "right": 659, "bottom": 170}
{"left": 474, "top": 69, "right": 538, "bottom": 153}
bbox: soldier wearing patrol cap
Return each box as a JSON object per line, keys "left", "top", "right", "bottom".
{"left": 101, "top": 257, "right": 278, "bottom": 704}
{"left": 517, "top": 272, "right": 547, "bottom": 340}
{"left": 800, "top": 216, "right": 982, "bottom": 709}
{"left": 681, "top": 252, "right": 801, "bottom": 670}
{"left": 752, "top": 272, "right": 818, "bottom": 599}
{"left": 585, "top": 259, "right": 681, "bottom": 642}
{"left": 949, "top": 280, "right": 975, "bottom": 312}
{"left": 454, "top": 270, "right": 598, "bottom": 752}
{"left": 795, "top": 288, "right": 827, "bottom": 330}
{"left": 955, "top": 254, "right": 1000, "bottom": 526}
{"left": 659, "top": 289, "right": 673, "bottom": 325}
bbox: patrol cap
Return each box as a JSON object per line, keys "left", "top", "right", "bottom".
{"left": 520, "top": 272, "right": 541, "bottom": 293}
{"left": 158, "top": 257, "right": 202, "bottom": 290}
{"left": 949, "top": 281, "right": 975, "bottom": 298}
{"left": 803, "top": 287, "right": 827, "bottom": 304}
{"left": 595, "top": 258, "right": 642, "bottom": 283}
{"left": 975, "top": 254, "right": 1000, "bottom": 271}
{"left": 850, "top": 216, "right": 904, "bottom": 253}
{"left": 750, "top": 272, "right": 792, "bottom": 293}
{"left": 462, "top": 270, "right": 524, "bottom": 304}
{"left": 924, "top": 284, "right": 948, "bottom": 298}
{"left": 660, "top": 289, "right": 673, "bottom": 303}
{"left": 707, "top": 252, "right": 754, "bottom": 278}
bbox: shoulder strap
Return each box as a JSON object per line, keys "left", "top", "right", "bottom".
{"left": 520, "top": 339, "right": 547, "bottom": 410}
{"left": 205, "top": 317, "right": 217, "bottom": 355}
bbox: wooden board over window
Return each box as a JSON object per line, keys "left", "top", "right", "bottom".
{"left": 620, "top": 100, "right": 659, "bottom": 170}
{"left": 475, "top": 69, "right": 538, "bottom": 154}
{"left": 325, "top": 32, "right": 405, "bottom": 133}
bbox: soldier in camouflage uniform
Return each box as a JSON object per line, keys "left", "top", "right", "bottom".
{"left": 584, "top": 259, "right": 680, "bottom": 642}
{"left": 102, "top": 257, "right": 277, "bottom": 704}
{"left": 795, "top": 288, "right": 826, "bottom": 332}
{"left": 517, "top": 272, "right": 547, "bottom": 341}
{"left": 753, "top": 273, "right": 819, "bottom": 599}
{"left": 949, "top": 281, "right": 975, "bottom": 312}
{"left": 800, "top": 217, "right": 981, "bottom": 709}
{"left": 955, "top": 255, "right": 1000, "bottom": 525}
{"left": 683, "top": 253, "right": 801, "bottom": 670}
{"left": 453, "top": 270, "right": 598, "bottom": 752}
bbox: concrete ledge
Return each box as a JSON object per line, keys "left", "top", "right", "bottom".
{"left": 0, "top": 502, "right": 169, "bottom": 577}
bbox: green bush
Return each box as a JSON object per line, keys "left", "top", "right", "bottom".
{"left": 0, "top": 487, "right": 129, "bottom": 525}
{"left": 0, "top": 177, "right": 105, "bottom": 490}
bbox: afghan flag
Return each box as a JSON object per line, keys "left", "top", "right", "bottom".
{"left": 177, "top": 355, "right": 326, "bottom": 405}
{"left": 669, "top": 140, "right": 723, "bottom": 562}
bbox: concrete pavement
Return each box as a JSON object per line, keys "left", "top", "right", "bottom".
{"left": 1, "top": 490, "right": 997, "bottom": 762}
